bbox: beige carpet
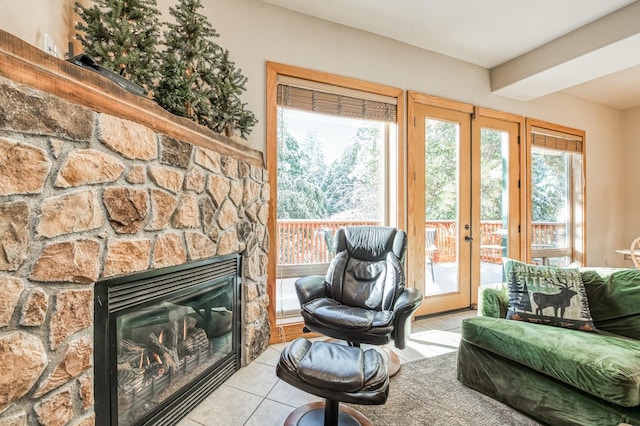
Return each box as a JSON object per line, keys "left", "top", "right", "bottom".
{"left": 350, "top": 351, "right": 543, "bottom": 426}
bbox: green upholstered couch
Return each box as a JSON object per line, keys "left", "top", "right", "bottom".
{"left": 457, "top": 268, "right": 640, "bottom": 426}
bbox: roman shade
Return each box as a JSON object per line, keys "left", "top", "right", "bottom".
{"left": 277, "top": 75, "right": 397, "bottom": 122}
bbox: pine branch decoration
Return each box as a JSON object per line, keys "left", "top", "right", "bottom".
{"left": 75, "top": 0, "right": 257, "bottom": 140}
{"left": 74, "top": 0, "right": 162, "bottom": 93}
{"left": 155, "top": 0, "right": 256, "bottom": 139}
{"left": 209, "top": 49, "right": 257, "bottom": 139}
{"left": 155, "top": 0, "right": 221, "bottom": 126}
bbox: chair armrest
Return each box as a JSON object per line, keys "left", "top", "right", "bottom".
{"left": 294, "top": 275, "right": 328, "bottom": 305}
{"left": 392, "top": 287, "right": 423, "bottom": 349}
{"left": 478, "top": 285, "right": 508, "bottom": 318}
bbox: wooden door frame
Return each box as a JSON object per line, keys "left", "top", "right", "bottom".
{"left": 266, "top": 62, "right": 405, "bottom": 344}
{"left": 408, "top": 94, "right": 525, "bottom": 314}
{"left": 408, "top": 92, "right": 473, "bottom": 316}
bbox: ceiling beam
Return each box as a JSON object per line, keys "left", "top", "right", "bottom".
{"left": 490, "top": 1, "right": 640, "bottom": 101}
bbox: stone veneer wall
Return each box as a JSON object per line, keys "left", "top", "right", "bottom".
{"left": 0, "top": 76, "right": 271, "bottom": 426}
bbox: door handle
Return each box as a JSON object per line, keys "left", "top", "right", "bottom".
{"left": 465, "top": 236, "right": 473, "bottom": 242}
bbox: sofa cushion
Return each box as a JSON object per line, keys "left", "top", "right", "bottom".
{"left": 462, "top": 316, "right": 640, "bottom": 407}
{"left": 581, "top": 268, "right": 640, "bottom": 340}
{"left": 504, "top": 258, "right": 596, "bottom": 331}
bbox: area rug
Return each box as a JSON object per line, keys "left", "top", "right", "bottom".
{"left": 349, "top": 351, "right": 542, "bottom": 426}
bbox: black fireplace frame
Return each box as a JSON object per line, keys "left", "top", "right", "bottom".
{"left": 94, "top": 254, "right": 241, "bottom": 426}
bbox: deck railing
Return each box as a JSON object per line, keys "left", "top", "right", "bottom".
{"left": 277, "top": 220, "right": 564, "bottom": 265}
{"left": 277, "top": 220, "right": 379, "bottom": 265}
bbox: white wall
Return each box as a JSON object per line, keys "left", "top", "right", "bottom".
{"left": 622, "top": 107, "right": 640, "bottom": 242}
{"left": 1, "top": 0, "right": 79, "bottom": 58}
{"left": 0, "top": 0, "right": 630, "bottom": 267}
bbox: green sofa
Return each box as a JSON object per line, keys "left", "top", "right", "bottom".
{"left": 457, "top": 268, "right": 640, "bottom": 426}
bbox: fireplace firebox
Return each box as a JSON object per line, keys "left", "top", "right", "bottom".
{"left": 94, "top": 254, "right": 241, "bottom": 426}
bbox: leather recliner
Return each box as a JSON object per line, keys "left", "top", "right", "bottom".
{"left": 295, "top": 226, "right": 423, "bottom": 357}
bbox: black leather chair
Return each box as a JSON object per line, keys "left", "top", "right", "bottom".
{"left": 295, "top": 226, "right": 422, "bottom": 375}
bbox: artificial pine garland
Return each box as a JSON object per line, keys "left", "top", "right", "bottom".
{"left": 74, "top": 0, "right": 257, "bottom": 139}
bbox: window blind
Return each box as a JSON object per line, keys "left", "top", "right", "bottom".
{"left": 277, "top": 75, "right": 397, "bottom": 122}
{"left": 531, "top": 126, "right": 582, "bottom": 153}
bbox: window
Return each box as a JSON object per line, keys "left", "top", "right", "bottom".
{"left": 266, "top": 63, "right": 404, "bottom": 342}
{"left": 526, "top": 119, "right": 585, "bottom": 266}
{"left": 275, "top": 109, "right": 389, "bottom": 318}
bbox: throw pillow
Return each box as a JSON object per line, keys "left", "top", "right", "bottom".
{"left": 504, "top": 258, "right": 596, "bottom": 331}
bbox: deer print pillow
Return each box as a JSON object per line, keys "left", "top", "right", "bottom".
{"left": 503, "top": 258, "right": 596, "bottom": 331}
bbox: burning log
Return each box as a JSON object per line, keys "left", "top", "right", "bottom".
{"left": 147, "top": 332, "right": 179, "bottom": 371}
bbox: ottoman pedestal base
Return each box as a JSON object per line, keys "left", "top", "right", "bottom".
{"left": 276, "top": 338, "right": 389, "bottom": 426}
{"left": 284, "top": 401, "right": 371, "bottom": 426}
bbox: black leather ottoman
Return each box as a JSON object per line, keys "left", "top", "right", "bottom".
{"left": 276, "top": 337, "right": 389, "bottom": 426}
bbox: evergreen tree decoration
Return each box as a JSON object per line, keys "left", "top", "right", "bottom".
{"left": 155, "top": 0, "right": 220, "bottom": 128}
{"left": 74, "top": 0, "right": 162, "bottom": 93}
{"left": 209, "top": 49, "right": 257, "bottom": 139}
{"left": 156, "top": 0, "right": 257, "bottom": 139}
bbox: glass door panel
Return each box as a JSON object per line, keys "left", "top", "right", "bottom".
{"left": 410, "top": 103, "right": 471, "bottom": 316}
{"left": 424, "top": 118, "right": 460, "bottom": 296}
{"left": 478, "top": 127, "right": 509, "bottom": 285}
{"left": 473, "top": 116, "right": 520, "bottom": 298}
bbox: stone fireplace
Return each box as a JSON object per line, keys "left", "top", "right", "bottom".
{"left": 0, "top": 30, "right": 270, "bottom": 425}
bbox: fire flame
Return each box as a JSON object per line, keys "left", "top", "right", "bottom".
{"left": 183, "top": 318, "right": 187, "bottom": 341}
{"left": 154, "top": 353, "right": 163, "bottom": 365}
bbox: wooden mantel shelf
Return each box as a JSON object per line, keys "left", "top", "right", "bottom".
{"left": 0, "top": 29, "right": 264, "bottom": 167}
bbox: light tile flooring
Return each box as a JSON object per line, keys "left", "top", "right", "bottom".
{"left": 177, "top": 309, "right": 477, "bottom": 426}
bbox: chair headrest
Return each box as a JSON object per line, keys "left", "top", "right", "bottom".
{"left": 336, "top": 226, "right": 406, "bottom": 261}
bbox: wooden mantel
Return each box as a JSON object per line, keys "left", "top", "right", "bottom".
{"left": 0, "top": 29, "right": 264, "bottom": 167}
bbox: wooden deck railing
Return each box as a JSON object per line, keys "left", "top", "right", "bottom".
{"left": 277, "top": 220, "right": 379, "bottom": 265}
{"left": 277, "top": 220, "right": 564, "bottom": 265}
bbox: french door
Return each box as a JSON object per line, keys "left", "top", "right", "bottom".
{"left": 408, "top": 93, "right": 521, "bottom": 316}
{"left": 472, "top": 113, "right": 521, "bottom": 297}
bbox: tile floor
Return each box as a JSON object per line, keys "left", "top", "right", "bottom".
{"left": 177, "top": 309, "right": 477, "bottom": 426}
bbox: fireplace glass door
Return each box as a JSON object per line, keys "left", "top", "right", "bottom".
{"left": 95, "top": 255, "right": 241, "bottom": 426}
{"left": 116, "top": 279, "right": 233, "bottom": 425}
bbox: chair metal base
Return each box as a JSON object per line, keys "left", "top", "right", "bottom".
{"left": 284, "top": 401, "right": 372, "bottom": 426}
